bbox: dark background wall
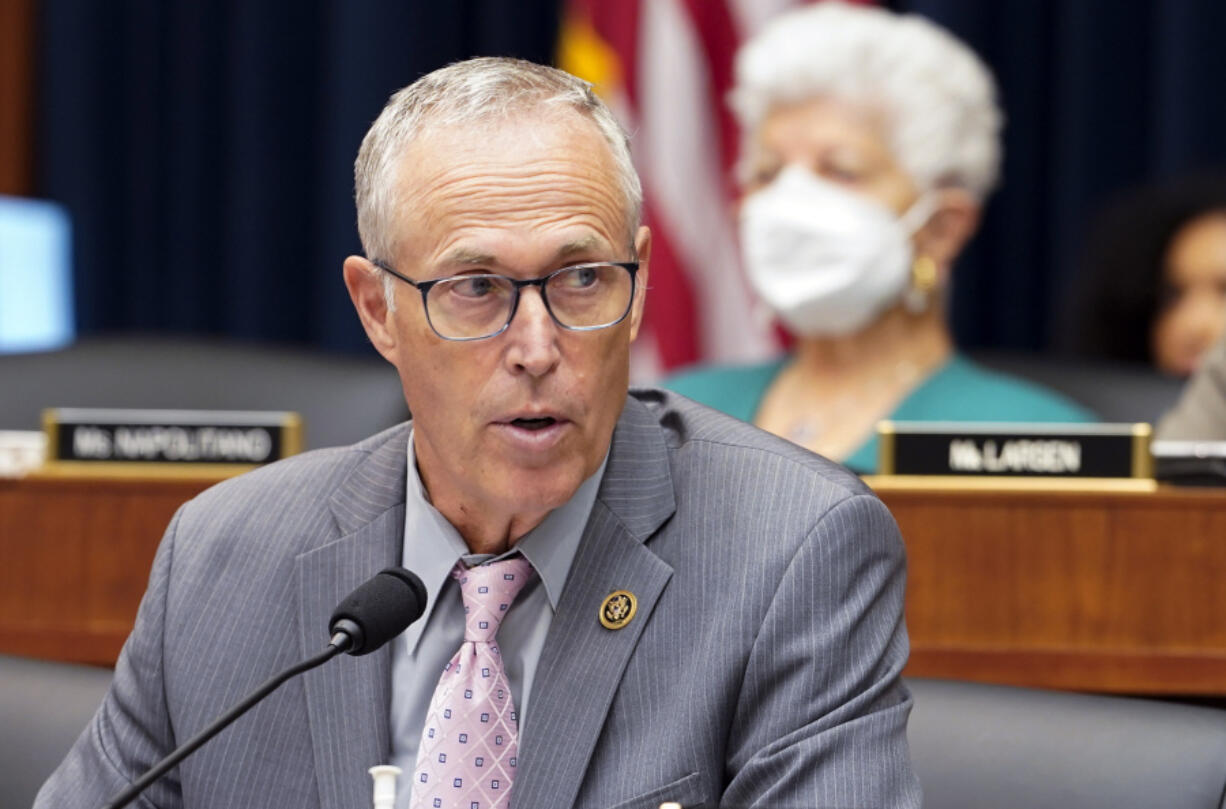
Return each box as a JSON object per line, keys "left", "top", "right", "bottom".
{"left": 903, "top": 0, "right": 1226, "bottom": 352}
{"left": 22, "top": 0, "right": 1226, "bottom": 360}
{"left": 34, "top": 0, "right": 562, "bottom": 353}
{"left": 0, "top": 0, "right": 35, "bottom": 197}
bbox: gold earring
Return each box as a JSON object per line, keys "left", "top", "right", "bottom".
{"left": 911, "top": 255, "right": 938, "bottom": 294}
{"left": 905, "top": 255, "right": 939, "bottom": 313}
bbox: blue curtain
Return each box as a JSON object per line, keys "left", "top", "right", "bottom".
{"left": 37, "top": 1, "right": 561, "bottom": 352}
{"left": 40, "top": 1, "right": 1226, "bottom": 354}
{"left": 895, "top": 0, "right": 1226, "bottom": 351}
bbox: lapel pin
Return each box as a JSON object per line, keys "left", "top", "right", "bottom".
{"left": 599, "top": 590, "right": 637, "bottom": 630}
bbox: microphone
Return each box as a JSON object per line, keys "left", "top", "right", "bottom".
{"left": 330, "top": 566, "right": 427, "bottom": 655}
{"left": 103, "top": 567, "right": 427, "bottom": 809}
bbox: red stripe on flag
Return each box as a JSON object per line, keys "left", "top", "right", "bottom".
{"left": 679, "top": 0, "right": 742, "bottom": 187}
{"left": 641, "top": 197, "right": 700, "bottom": 369}
{"left": 574, "top": 0, "right": 642, "bottom": 107}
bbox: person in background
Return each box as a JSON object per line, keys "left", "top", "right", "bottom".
{"left": 664, "top": 2, "right": 1092, "bottom": 474}
{"left": 1065, "top": 173, "right": 1226, "bottom": 377}
{"left": 1157, "top": 328, "right": 1226, "bottom": 440}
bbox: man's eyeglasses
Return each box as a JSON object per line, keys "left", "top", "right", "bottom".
{"left": 371, "top": 259, "right": 639, "bottom": 342}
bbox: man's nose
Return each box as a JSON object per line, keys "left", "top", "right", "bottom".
{"left": 504, "top": 287, "right": 561, "bottom": 377}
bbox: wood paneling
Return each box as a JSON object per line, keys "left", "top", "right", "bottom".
{"left": 875, "top": 485, "right": 1226, "bottom": 694}
{"left": 0, "top": 0, "right": 35, "bottom": 195}
{"left": 0, "top": 474, "right": 215, "bottom": 665}
{"left": 6, "top": 472, "right": 1226, "bottom": 696}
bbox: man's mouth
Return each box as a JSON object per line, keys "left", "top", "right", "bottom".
{"left": 510, "top": 417, "right": 559, "bottom": 431}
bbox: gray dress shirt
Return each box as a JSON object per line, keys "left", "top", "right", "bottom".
{"left": 389, "top": 430, "right": 607, "bottom": 806}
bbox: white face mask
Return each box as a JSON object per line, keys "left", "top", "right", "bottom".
{"left": 739, "top": 164, "right": 935, "bottom": 336}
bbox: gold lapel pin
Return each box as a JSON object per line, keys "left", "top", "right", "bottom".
{"left": 599, "top": 590, "right": 637, "bottom": 630}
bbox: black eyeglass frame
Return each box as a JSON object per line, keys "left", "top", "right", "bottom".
{"left": 370, "top": 258, "right": 640, "bottom": 342}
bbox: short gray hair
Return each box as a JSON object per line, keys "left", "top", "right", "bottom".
{"left": 731, "top": 2, "right": 1002, "bottom": 199}
{"left": 355, "top": 56, "right": 643, "bottom": 276}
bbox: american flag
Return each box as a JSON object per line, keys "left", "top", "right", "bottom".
{"left": 558, "top": 0, "right": 818, "bottom": 381}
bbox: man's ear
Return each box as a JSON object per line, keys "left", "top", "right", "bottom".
{"left": 343, "top": 256, "right": 399, "bottom": 361}
{"left": 912, "top": 189, "right": 981, "bottom": 279}
{"left": 628, "top": 226, "right": 652, "bottom": 342}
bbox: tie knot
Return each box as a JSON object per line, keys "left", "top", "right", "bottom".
{"left": 453, "top": 556, "right": 534, "bottom": 642}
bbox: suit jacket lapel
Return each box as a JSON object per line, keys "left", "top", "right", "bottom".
{"left": 514, "top": 394, "right": 677, "bottom": 808}
{"left": 296, "top": 425, "right": 410, "bottom": 809}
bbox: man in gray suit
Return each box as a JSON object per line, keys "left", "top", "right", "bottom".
{"left": 38, "top": 58, "right": 920, "bottom": 809}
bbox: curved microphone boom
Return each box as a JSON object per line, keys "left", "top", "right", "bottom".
{"left": 103, "top": 567, "right": 427, "bottom": 809}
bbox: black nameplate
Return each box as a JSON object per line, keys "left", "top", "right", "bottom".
{"left": 1152, "top": 440, "right": 1226, "bottom": 487}
{"left": 43, "top": 408, "right": 302, "bottom": 467}
{"left": 877, "top": 421, "right": 1151, "bottom": 478}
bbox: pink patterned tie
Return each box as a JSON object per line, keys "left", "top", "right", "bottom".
{"left": 410, "top": 557, "right": 534, "bottom": 809}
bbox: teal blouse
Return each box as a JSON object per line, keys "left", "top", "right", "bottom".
{"left": 663, "top": 355, "right": 1096, "bottom": 473}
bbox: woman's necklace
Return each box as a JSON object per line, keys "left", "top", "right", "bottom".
{"left": 781, "top": 359, "right": 922, "bottom": 450}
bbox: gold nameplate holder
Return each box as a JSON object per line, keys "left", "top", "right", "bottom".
{"left": 39, "top": 407, "right": 303, "bottom": 478}
{"left": 869, "top": 421, "right": 1154, "bottom": 493}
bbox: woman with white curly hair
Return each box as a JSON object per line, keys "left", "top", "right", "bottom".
{"left": 666, "top": 1, "right": 1092, "bottom": 472}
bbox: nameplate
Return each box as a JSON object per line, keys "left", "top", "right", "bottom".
{"left": 877, "top": 421, "right": 1152, "bottom": 479}
{"left": 42, "top": 408, "right": 303, "bottom": 470}
{"left": 1152, "top": 440, "right": 1226, "bottom": 487}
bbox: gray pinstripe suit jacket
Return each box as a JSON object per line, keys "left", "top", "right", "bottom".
{"left": 37, "top": 389, "right": 920, "bottom": 809}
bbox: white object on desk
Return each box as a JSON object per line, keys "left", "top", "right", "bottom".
{"left": 368, "top": 764, "right": 401, "bottom": 809}
{"left": 0, "top": 430, "right": 45, "bottom": 477}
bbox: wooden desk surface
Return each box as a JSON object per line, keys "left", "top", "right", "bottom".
{"left": 0, "top": 473, "right": 216, "bottom": 665}
{"left": 4, "top": 471, "right": 1226, "bottom": 695}
{"left": 874, "top": 482, "right": 1226, "bottom": 695}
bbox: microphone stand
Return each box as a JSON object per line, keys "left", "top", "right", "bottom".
{"left": 102, "top": 638, "right": 348, "bottom": 809}
{"left": 97, "top": 564, "right": 426, "bottom": 809}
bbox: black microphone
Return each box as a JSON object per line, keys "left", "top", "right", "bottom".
{"left": 102, "top": 567, "right": 427, "bottom": 809}
{"left": 329, "top": 566, "right": 427, "bottom": 655}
